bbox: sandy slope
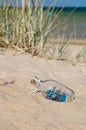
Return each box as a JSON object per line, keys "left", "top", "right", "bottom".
{"left": 0, "top": 49, "right": 86, "bottom": 130}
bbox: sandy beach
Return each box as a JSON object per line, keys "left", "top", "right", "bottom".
{"left": 0, "top": 49, "right": 86, "bottom": 130}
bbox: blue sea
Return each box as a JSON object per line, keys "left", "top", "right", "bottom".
{"left": 54, "top": 8, "right": 86, "bottom": 39}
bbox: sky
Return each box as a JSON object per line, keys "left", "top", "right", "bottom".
{"left": 44, "top": 0, "right": 86, "bottom": 7}
{"left": 1, "top": 0, "right": 86, "bottom": 7}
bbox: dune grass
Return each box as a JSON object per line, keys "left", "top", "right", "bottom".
{"left": 0, "top": 0, "right": 86, "bottom": 62}
{"left": 0, "top": 0, "right": 59, "bottom": 54}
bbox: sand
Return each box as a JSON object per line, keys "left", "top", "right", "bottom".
{"left": 0, "top": 49, "right": 86, "bottom": 130}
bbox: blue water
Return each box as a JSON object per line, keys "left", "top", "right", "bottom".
{"left": 53, "top": 8, "right": 86, "bottom": 39}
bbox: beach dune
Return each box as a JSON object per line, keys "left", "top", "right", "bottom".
{"left": 0, "top": 49, "right": 86, "bottom": 130}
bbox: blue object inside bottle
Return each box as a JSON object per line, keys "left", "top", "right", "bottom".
{"left": 60, "top": 93, "right": 67, "bottom": 102}
{"left": 51, "top": 90, "right": 61, "bottom": 100}
{"left": 46, "top": 89, "right": 53, "bottom": 96}
{"left": 46, "top": 89, "right": 67, "bottom": 102}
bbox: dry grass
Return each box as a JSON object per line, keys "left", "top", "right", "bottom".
{"left": 0, "top": 0, "right": 86, "bottom": 62}
{"left": 0, "top": 1, "right": 58, "bottom": 53}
